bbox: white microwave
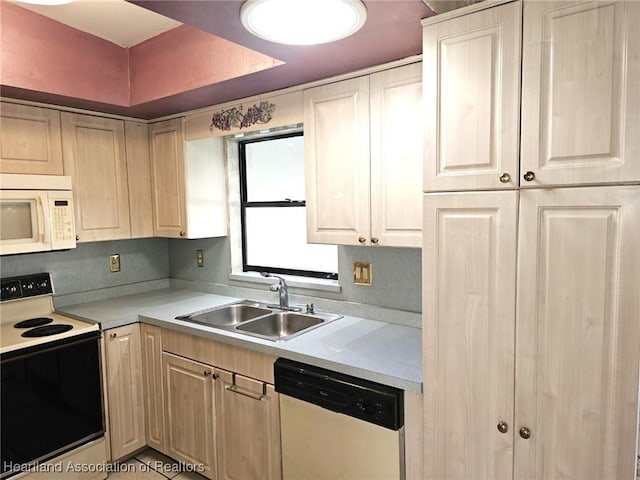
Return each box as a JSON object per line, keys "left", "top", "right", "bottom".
{"left": 0, "top": 174, "right": 76, "bottom": 255}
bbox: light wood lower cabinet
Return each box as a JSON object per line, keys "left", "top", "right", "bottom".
{"left": 140, "top": 324, "right": 165, "bottom": 452}
{"left": 215, "top": 369, "right": 281, "bottom": 480}
{"left": 163, "top": 352, "right": 217, "bottom": 479}
{"left": 104, "top": 324, "right": 146, "bottom": 461}
{"left": 145, "top": 329, "right": 281, "bottom": 480}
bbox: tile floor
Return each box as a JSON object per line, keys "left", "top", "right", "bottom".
{"left": 107, "top": 448, "right": 207, "bottom": 480}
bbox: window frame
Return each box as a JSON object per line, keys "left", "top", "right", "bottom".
{"left": 238, "top": 131, "right": 338, "bottom": 280}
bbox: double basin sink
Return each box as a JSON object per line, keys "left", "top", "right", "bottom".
{"left": 175, "top": 301, "right": 342, "bottom": 341}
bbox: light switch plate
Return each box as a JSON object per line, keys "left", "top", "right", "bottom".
{"left": 109, "top": 254, "right": 121, "bottom": 273}
{"left": 196, "top": 249, "right": 204, "bottom": 267}
{"left": 353, "top": 261, "right": 372, "bottom": 286}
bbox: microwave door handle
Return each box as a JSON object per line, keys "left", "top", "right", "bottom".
{"left": 36, "top": 197, "right": 46, "bottom": 243}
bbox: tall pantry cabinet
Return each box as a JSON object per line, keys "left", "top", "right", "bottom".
{"left": 421, "top": 1, "right": 640, "bottom": 479}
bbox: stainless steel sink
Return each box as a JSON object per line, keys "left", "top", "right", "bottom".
{"left": 176, "top": 302, "right": 271, "bottom": 327}
{"left": 236, "top": 311, "right": 325, "bottom": 340}
{"left": 175, "top": 301, "right": 342, "bottom": 341}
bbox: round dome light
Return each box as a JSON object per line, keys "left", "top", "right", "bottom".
{"left": 240, "top": 0, "right": 367, "bottom": 46}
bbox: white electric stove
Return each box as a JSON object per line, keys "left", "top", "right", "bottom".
{"left": 0, "top": 273, "right": 98, "bottom": 354}
{"left": 0, "top": 273, "right": 106, "bottom": 480}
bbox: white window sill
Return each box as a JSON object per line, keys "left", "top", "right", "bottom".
{"left": 228, "top": 271, "right": 341, "bottom": 293}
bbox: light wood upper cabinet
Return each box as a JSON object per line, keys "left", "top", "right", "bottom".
{"left": 423, "top": 0, "right": 640, "bottom": 191}
{"left": 149, "top": 118, "right": 228, "bottom": 239}
{"left": 304, "top": 75, "right": 371, "bottom": 246}
{"left": 0, "top": 102, "right": 64, "bottom": 175}
{"left": 423, "top": 191, "right": 518, "bottom": 479}
{"left": 520, "top": 1, "right": 640, "bottom": 187}
{"left": 422, "top": 2, "right": 522, "bottom": 192}
{"left": 304, "top": 63, "right": 423, "bottom": 247}
{"left": 370, "top": 63, "right": 423, "bottom": 247}
{"left": 104, "top": 323, "right": 146, "bottom": 461}
{"left": 124, "top": 121, "right": 153, "bottom": 238}
{"left": 514, "top": 186, "right": 640, "bottom": 479}
{"left": 163, "top": 352, "right": 217, "bottom": 479}
{"left": 140, "top": 324, "right": 165, "bottom": 454}
{"left": 61, "top": 112, "right": 131, "bottom": 241}
{"left": 215, "top": 369, "right": 281, "bottom": 480}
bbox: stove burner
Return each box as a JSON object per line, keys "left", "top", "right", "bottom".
{"left": 21, "top": 324, "right": 74, "bottom": 338}
{"left": 14, "top": 317, "right": 54, "bottom": 329}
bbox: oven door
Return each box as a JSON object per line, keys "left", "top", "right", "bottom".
{"left": 0, "top": 331, "right": 104, "bottom": 478}
{"left": 0, "top": 190, "right": 51, "bottom": 255}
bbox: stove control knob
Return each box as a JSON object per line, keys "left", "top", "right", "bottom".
{"left": 24, "top": 283, "right": 34, "bottom": 291}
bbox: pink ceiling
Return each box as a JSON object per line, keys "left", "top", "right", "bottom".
{"left": 1, "top": 1, "right": 434, "bottom": 119}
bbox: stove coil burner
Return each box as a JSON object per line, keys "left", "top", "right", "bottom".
{"left": 21, "top": 324, "right": 74, "bottom": 338}
{"left": 14, "top": 317, "right": 54, "bottom": 329}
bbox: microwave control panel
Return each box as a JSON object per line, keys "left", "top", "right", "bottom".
{"left": 49, "top": 193, "right": 76, "bottom": 247}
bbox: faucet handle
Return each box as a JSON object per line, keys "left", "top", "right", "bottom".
{"left": 305, "top": 302, "right": 315, "bottom": 314}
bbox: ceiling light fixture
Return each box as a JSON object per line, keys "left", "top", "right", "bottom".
{"left": 240, "top": 0, "right": 367, "bottom": 46}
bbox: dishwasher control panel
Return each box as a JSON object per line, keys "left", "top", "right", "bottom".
{"left": 274, "top": 358, "right": 403, "bottom": 430}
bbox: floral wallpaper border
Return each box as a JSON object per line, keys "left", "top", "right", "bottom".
{"left": 210, "top": 101, "right": 276, "bottom": 131}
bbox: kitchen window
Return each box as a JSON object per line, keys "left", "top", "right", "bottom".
{"left": 239, "top": 132, "right": 338, "bottom": 280}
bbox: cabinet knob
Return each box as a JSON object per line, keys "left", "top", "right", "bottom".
{"left": 523, "top": 171, "right": 535, "bottom": 182}
{"left": 519, "top": 427, "right": 531, "bottom": 439}
{"left": 358, "top": 237, "right": 366, "bottom": 244}
{"left": 179, "top": 231, "right": 186, "bottom": 237}
{"left": 75, "top": 235, "right": 80, "bottom": 241}
{"left": 497, "top": 421, "right": 509, "bottom": 433}
{"left": 203, "top": 370, "right": 212, "bottom": 377}
{"left": 499, "top": 173, "right": 511, "bottom": 183}
{"left": 109, "top": 332, "right": 117, "bottom": 339}
{"left": 371, "top": 237, "right": 379, "bottom": 245}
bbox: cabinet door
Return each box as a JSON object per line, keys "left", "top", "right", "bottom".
{"left": 140, "top": 324, "right": 165, "bottom": 454}
{"left": 304, "top": 76, "right": 371, "bottom": 245}
{"left": 521, "top": 1, "right": 640, "bottom": 187}
{"left": 105, "top": 324, "right": 145, "bottom": 461}
{"left": 370, "top": 63, "right": 423, "bottom": 248}
{"left": 214, "top": 369, "right": 281, "bottom": 480}
{"left": 0, "top": 103, "right": 63, "bottom": 175}
{"left": 422, "top": 1, "right": 521, "bottom": 192}
{"left": 149, "top": 118, "right": 187, "bottom": 238}
{"left": 515, "top": 187, "right": 640, "bottom": 479}
{"left": 423, "top": 191, "right": 517, "bottom": 480}
{"left": 125, "top": 121, "right": 153, "bottom": 238}
{"left": 61, "top": 112, "right": 131, "bottom": 241}
{"left": 163, "top": 352, "right": 217, "bottom": 479}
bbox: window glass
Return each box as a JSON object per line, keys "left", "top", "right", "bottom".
{"left": 240, "top": 132, "right": 338, "bottom": 280}
{"left": 244, "top": 136, "right": 305, "bottom": 202}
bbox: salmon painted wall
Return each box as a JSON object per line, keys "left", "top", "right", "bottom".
{"left": 0, "top": 3, "right": 283, "bottom": 110}
{"left": 129, "top": 25, "right": 283, "bottom": 105}
{"left": 1, "top": 2, "right": 130, "bottom": 106}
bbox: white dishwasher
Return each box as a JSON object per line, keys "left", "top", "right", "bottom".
{"left": 274, "top": 358, "right": 404, "bottom": 480}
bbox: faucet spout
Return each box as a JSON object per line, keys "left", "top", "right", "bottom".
{"left": 260, "top": 272, "right": 297, "bottom": 310}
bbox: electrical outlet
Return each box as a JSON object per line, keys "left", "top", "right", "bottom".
{"left": 196, "top": 249, "right": 204, "bottom": 267}
{"left": 109, "top": 254, "right": 121, "bottom": 273}
{"left": 353, "top": 261, "right": 372, "bottom": 285}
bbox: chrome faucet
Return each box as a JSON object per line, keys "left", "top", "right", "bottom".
{"left": 260, "top": 272, "right": 300, "bottom": 311}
